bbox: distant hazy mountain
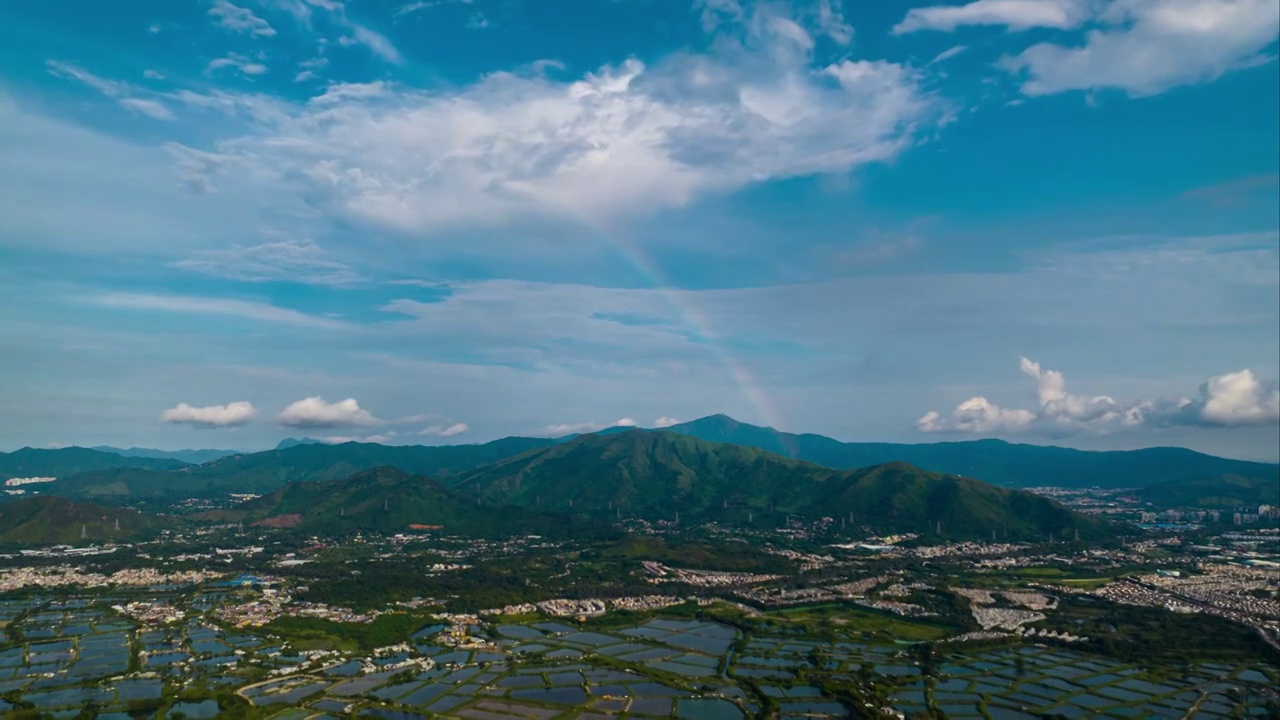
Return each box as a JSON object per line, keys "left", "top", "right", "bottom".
{"left": 448, "top": 430, "right": 1114, "bottom": 541}
{"left": 53, "top": 436, "right": 558, "bottom": 502}
{"left": 1137, "top": 474, "right": 1280, "bottom": 510}
{"left": 91, "top": 446, "right": 240, "bottom": 465}
{"left": 663, "top": 414, "right": 1278, "bottom": 489}
{"left": 0, "top": 495, "right": 181, "bottom": 546}
{"left": 275, "top": 437, "right": 323, "bottom": 450}
{"left": 0, "top": 447, "right": 187, "bottom": 481}
{"left": 221, "top": 467, "right": 611, "bottom": 540}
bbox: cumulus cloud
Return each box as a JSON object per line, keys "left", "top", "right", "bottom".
{"left": 1004, "top": 0, "right": 1280, "bottom": 96}
{"left": 895, "top": 0, "right": 1091, "bottom": 33}
{"left": 919, "top": 358, "right": 1280, "bottom": 435}
{"left": 172, "top": 239, "right": 361, "bottom": 285}
{"left": 278, "top": 396, "right": 381, "bottom": 428}
{"left": 194, "top": 1, "right": 939, "bottom": 233}
{"left": 209, "top": 0, "right": 276, "bottom": 36}
{"left": 654, "top": 416, "right": 680, "bottom": 428}
{"left": 418, "top": 422, "right": 470, "bottom": 437}
{"left": 161, "top": 401, "right": 257, "bottom": 427}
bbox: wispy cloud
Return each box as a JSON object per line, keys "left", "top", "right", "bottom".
{"left": 928, "top": 45, "right": 968, "bottom": 66}
{"left": 1179, "top": 173, "right": 1280, "bottom": 208}
{"left": 46, "top": 61, "right": 176, "bottom": 120}
{"left": 93, "top": 293, "right": 351, "bottom": 330}
{"left": 418, "top": 422, "right": 470, "bottom": 437}
{"left": 339, "top": 24, "right": 402, "bottom": 63}
{"left": 172, "top": 239, "right": 362, "bottom": 286}
{"left": 207, "top": 52, "right": 268, "bottom": 76}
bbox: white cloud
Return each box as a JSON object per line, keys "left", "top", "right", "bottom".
{"left": 279, "top": 396, "right": 381, "bottom": 428}
{"left": 172, "top": 239, "right": 361, "bottom": 286}
{"left": 319, "top": 432, "right": 396, "bottom": 444}
{"left": 928, "top": 45, "right": 969, "bottom": 65}
{"left": 208, "top": 53, "right": 269, "bottom": 76}
{"left": 93, "top": 293, "right": 351, "bottom": 330}
{"left": 812, "top": 0, "right": 854, "bottom": 44}
{"left": 209, "top": 0, "right": 277, "bottom": 36}
{"left": 1005, "top": 0, "right": 1280, "bottom": 96}
{"left": 295, "top": 70, "right": 318, "bottom": 82}
{"left": 339, "top": 24, "right": 403, "bottom": 63}
{"left": 161, "top": 401, "right": 257, "bottom": 427}
{"left": 919, "top": 358, "right": 1280, "bottom": 435}
{"left": 654, "top": 416, "right": 680, "bottom": 428}
{"left": 143, "top": 69, "right": 165, "bottom": 80}
{"left": 310, "top": 81, "right": 386, "bottom": 104}
{"left": 1159, "top": 369, "right": 1280, "bottom": 427}
{"left": 465, "top": 12, "right": 490, "bottom": 29}
{"left": 419, "top": 422, "right": 470, "bottom": 437}
{"left": 394, "top": 1, "right": 432, "bottom": 17}
{"left": 916, "top": 400, "right": 1036, "bottom": 433}
{"left": 541, "top": 417, "right": 637, "bottom": 435}
{"left": 47, "top": 61, "right": 177, "bottom": 121}
{"left": 895, "top": 0, "right": 1090, "bottom": 33}
{"left": 117, "top": 98, "right": 176, "bottom": 121}
{"left": 190, "top": 2, "right": 938, "bottom": 234}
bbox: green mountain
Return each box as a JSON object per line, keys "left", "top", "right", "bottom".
{"left": 222, "top": 467, "right": 614, "bottom": 540}
{"left": 448, "top": 430, "right": 1114, "bottom": 540}
{"left": 0, "top": 495, "right": 181, "bottom": 546}
{"left": 91, "top": 446, "right": 241, "bottom": 464}
{"left": 664, "top": 414, "right": 1278, "bottom": 490}
{"left": 52, "top": 437, "right": 559, "bottom": 503}
{"left": 1136, "top": 474, "right": 1280, "bottom": 509}
{"left": 0, "top": 447, "right": 187, "bottom": 480}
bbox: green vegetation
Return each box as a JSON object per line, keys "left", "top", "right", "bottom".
{"left": 1137, "top": 472, "right": 1280, "bottom": 508}
{"left": 596, "top": 535, "right": 793, "bottom": 573}
{"left": 1041, "top": 594, "right": 1280, "bottom": 666}
{"left": 665, "top": 413, "right": 1279, "bottom": 489}
{"left": 449, "top": 430, "right": 1118, "bottom": 540}
{"left": 0, "top": 495, "right": 181, "bottom": 546}
{"left": 220, "top": 466, "right": 618, "bottom": 542}
{"left": 261, "top": 611, "right": 437, "bottom": 652}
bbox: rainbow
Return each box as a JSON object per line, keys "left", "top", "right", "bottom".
{"left": 580, "top": 218, "right": 785, "bottom": 431}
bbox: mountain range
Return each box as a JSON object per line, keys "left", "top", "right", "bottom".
{"left": 91, "top": 445, "right": 241, "bottom": 464}
{"left": 0, "top": 447, "right": 187, "bottom": 480}
{"left": 3, "top": 415, "right": 1274, "bottom": 528}
{"left": 45, "top": 436, "right": 556, "bottom": 504}
{"left": 658, "top": 415, "right": 1278, "bottom": 490}
{"left": 446, "top": 430, "right": 1114, "bottom": 540}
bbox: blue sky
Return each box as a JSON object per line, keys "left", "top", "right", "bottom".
{"left": 1, "top": 0, "right": 1278, "bottom": 459}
